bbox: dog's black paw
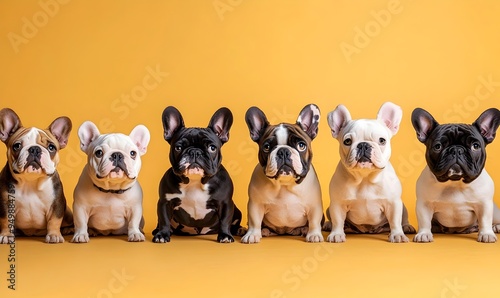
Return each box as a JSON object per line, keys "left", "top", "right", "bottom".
{"left": 152, "top": 231, "right": 171, "bottom": 243}
{"left": 217, "top": 233, "right": 234, "bottom": 243}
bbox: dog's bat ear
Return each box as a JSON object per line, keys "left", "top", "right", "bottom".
{"left": 130, "top": 125, "right": 150, "bottom": 156}
{"left": 411, "top": 108, "right": 439, "bottom": 143}
{"left": 377, "top": 102, "right": 402, "bottom": 136}
{"left": 0, "top": 108, "right": 22, "bottom": 143}
{"left": 78, "top": 121, "right": 100, "bottom": 153}
{"left": 48, "top": 117, "right": 72, "bottom": 149}
{"left": 297, "top": 104, "right": 320, "bottom": 140}
{"left": 327, "top": 105, "right": 351, "bottom": 139}
{"left": 473, "top": 108, "right": 500, "bottom": 144}
{"left": 162, "top": 106, "right": 185, "bottom": 144}
{"left": 245, "top": 107, "right": 269, "bottom": 142}
{"left": 208, "top": 107, "right": 233, "bottom": 144}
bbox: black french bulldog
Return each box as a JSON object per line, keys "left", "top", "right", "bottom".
{"left": 152, "top": 106, "right": 244, "bottom": 243}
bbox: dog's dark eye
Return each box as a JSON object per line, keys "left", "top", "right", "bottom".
{"left": 433, "top": 143, "right": 442, "bottom": 151}
{"left": 48, "top": 143, "right": 56, "bottom": 152}
{"left": 12, "top": 142, "right": 21, "bottom": 152}
{"left": 472, "top": 143, "right": 480, "bottom": 150}
{"left": 208, "top": 145, "right": 217, "bottom": 153}
{"left": 343, "top": 138, "right": 352, "bottom": 146}
{"left": 379, "top": 138, "right": 386, "bottom": 145}
{"left": 130, "top": 151, "right": 137, "bottom": 159}
{"left": 174, "top": 145, "right": 182, "bottom": 152}
{"left": 263, "top": 143, "right": 271, "bottom": 152}
{"left": 297, "top": 141, "right": 307, "bottom": 152}
{"left": 95, "top": 149, "right": 103, "bottom": 158}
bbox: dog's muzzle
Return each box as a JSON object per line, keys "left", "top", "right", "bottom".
{"left": 355, "top": 142, "right": 372, "bottom": 163}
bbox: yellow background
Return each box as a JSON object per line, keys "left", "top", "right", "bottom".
{"left": 1, "top": 0, "right": 500, "bottom": 297}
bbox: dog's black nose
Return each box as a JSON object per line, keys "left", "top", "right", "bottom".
{"left": 276, "top": 147, "right": 291, "bottom": 162}
{"left": 110, "top": 152, "right": 124, "bottom": 164}
{"left": 356, "top": 142, "right": 372, "bottom": 162}
{"left": 28, "top": 146, "right": 41, "bottom": 157}
{"left": 449, "top": 147, "right": 464, "bottom": 156}
{"left": 189, "top": 149, "right": 203, "bottom": 159}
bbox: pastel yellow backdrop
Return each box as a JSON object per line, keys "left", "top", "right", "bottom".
{"left": 1, "top": 1, "right": 500, "bottom": 298}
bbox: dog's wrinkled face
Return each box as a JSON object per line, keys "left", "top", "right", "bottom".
{"left": 162, "top": 106, "right": 233, "bottom": 181}
{"left": 412, "top": 107, "right": 500, "bottom": 183}
{"left": 78, "top": 121, "right": 150, "bottom": 185}
{"left": 0, "top": 108, "right": 71, "bottom": 177}
{"left": 327, "top": 102, "right": 402, "bottom": 171}
{"left": 246, "top": 104, "right": 320, "bottom": 184}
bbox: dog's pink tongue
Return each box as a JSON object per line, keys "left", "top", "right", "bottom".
{"left": 26, "top": 165, "right": 42, "bottom": 174}
{"left": 187, "top": 168, "right": 204, "bottom": 176}
{"left": 109, "top": 170, "right": 124, "bottom": 178}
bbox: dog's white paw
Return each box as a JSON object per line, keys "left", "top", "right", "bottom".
{"left": 478, "top": 232, "right": 497, "bottom": 243}
{"left": 413, "top": 232, "right": 433, "bottom": 243}
{"left": 128, "top": 232, "right": 145, "bottom": 242}
{"left": 326, "top": 232, "right": 346, "bottom": 243}
{"left": 493, "top": 224, "right": 500, "bottom": 233}
{"left": 71, "top": 233, "right": 90, "bottom": 243}
{"left": 389, "top": 232, "right": 409, "bottom": 243}
{"left": 241, "top": 231, "right": 262, "bottom": 244}
{"left": 306, "top": 232, "right": 324, "bottom": 243}
{"left": 0, "top": 235, "right": 14, "bottom": 244}
{"left": 45, "top": 233, "right": 64, "bottom": 243}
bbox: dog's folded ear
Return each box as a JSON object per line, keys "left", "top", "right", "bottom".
{"left": 327, "top": 105, "right": 351, "bottom": 139}
{"left": 0, "top": 108, "right": 22, "bottom": 143}
{"left": 78, "top": 121, "right": 101, "bottom": 153}
{"left": 48, "top": 117, "right": 72, "bottom": 149}
{"left": 411, "top": 108, "right": 439, "bottom": 143}
{"left": 208, "top": 107, "right": 233, "bottom": 144}
{"left": 377, "top": 102, "right": 402, "bottom": 136}
{"left": 130, "top": 125, "right": 150, "bottom": 156}
{"left": 162, "top": 106, "right": 185, "bottom": 144}
{"left": 473, "top": 108, "right": 500, "bottom": 144}
{"left": 297, "top": 104, "right": 320, "bottom": 140}
{"left": 245, "top": 107, "right": 269, "bottom": 142}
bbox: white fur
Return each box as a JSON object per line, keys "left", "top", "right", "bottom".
{"left": 414, "top": 166, "right": 499, "bottom": 243}
{"left": 166, "top": 176, "right": 212, "bottom": 220}
{"left": 326, "top": 103, "right": 409, "bottom": 243}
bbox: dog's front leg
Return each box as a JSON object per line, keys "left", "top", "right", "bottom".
{"left": 241, "top": 199, "right": 265, "bottom": 244}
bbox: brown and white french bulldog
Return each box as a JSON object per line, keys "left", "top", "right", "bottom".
{"left": 0, "top": 108, "right": 73, "bottom": 244}
{"left": 241, "top": 104, "right": 324, "bottom": 243}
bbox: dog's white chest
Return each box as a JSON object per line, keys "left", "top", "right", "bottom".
{"left": 14, "top": 179, "right": 55, "bottom": 229}
{"left": 166, "top": 180, "right": 212, "bottom": 220}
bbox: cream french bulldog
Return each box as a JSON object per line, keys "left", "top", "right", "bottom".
{"left": 241, "top": 104, "right": 324, "bottom": 243}
{"left": 71, "top": 121, "right": 150, "bottom": 243}
{"left": 325, "top": 102, "right": 415, "bottom": 243}
{"left": 412, "top": 107, "right": 500, "bottom": 243}
{"left": 0, "top": 108, "right": 73, "bottom": 244}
